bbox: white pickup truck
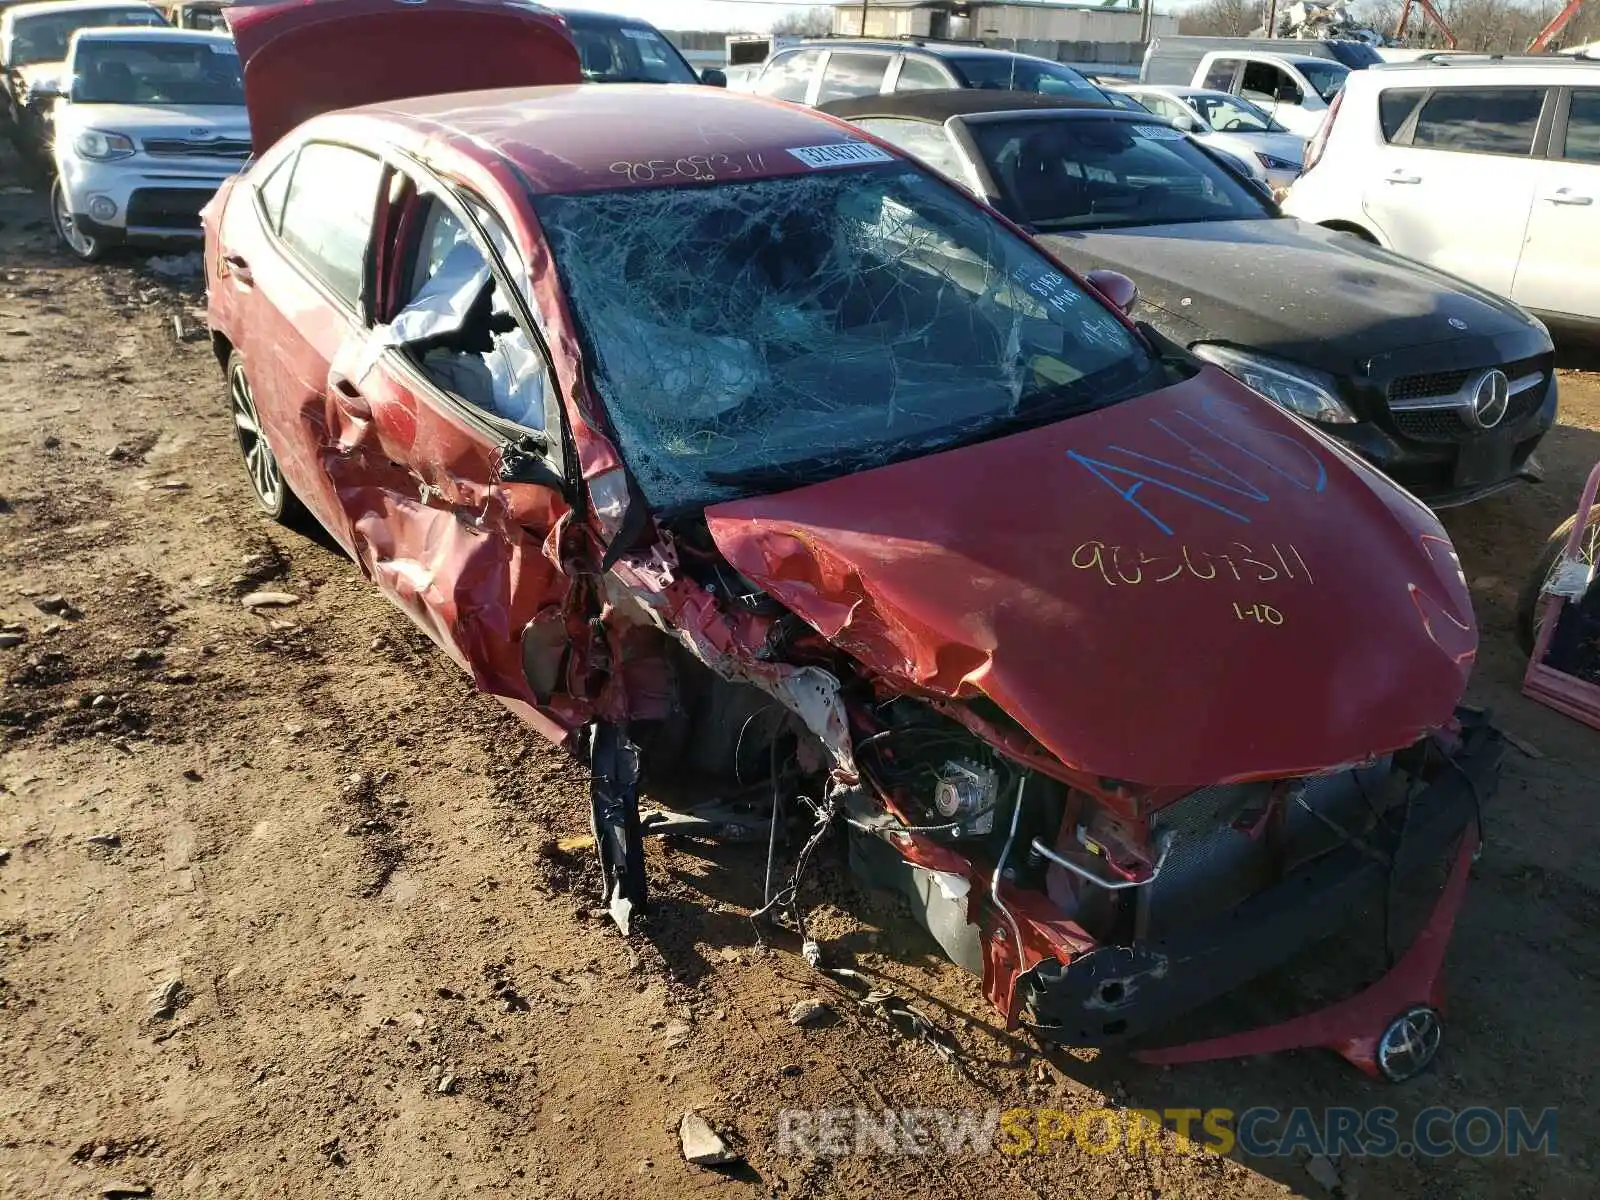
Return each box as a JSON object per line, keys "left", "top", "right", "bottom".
{"left": 1140, "top": 36, "right": 1379, "bottom": 137}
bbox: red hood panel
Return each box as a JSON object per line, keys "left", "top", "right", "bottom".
{"left": 705, "top": 369, "right": 1476, "bottom": 788}
{"left": 228, "top": 0, "right": 581, "bottom": 151}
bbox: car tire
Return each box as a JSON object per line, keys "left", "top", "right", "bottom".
{"left": 226, "top": 351, "right": 308, "bottom": 526}
{"left": 1516, "top": 507, "right": 1600, "bottom": 657}
{"left": 50, "top": 179, "right": 106, "bottom": 262}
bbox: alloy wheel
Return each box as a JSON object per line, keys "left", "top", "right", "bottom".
{"left": 230, "top": 364, "right": 284, "bottom": 513}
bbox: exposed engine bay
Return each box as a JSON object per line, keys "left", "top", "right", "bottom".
{"left": 579, "top": 503, "right": 1502, "bottom": 1083}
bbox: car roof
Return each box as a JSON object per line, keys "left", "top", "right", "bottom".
{"left": 350, "top": 83, "right": 890, "bottom": 194}
{"left": 6, "top": 0, "right": 157, "bottom": 17}
{"left": 546, "top": 4, "right": 662, "bottom": 29}
{"left": 795, "top": 38, "right": 1062, "bottom": 64}
{"left": 1368, "top": 55, "right": 1600, "bottom": 74}
{"left": 817, "top": 88, "right": 1120, "bottom": 123}
{"left": 72, "top": 24, "right": 224, "bottom": 41}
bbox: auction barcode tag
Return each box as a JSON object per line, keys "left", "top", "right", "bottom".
{"left": 787, "top": 142, "right": 896, "bottom": 169}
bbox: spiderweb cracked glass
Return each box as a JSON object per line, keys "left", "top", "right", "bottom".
{"left": 536, "top": 167, "right": 1141, "bottom": 512}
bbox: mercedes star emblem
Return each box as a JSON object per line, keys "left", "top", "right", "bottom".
{"left": 1469, "top": 369, "right": 1510, "bottom": 429}
{"left": 1376, "top": 1005, "right": 1443, "bottom": 1082}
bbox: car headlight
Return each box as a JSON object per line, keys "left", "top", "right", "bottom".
{"left": 1191, "top": 344, "right": 1356, "bottom": 424}
{"left": 1255, "top": 151, "right": 1302, "bottom": 172}
{"left": 73, "top": 130, "right": 136, "bottom": 161}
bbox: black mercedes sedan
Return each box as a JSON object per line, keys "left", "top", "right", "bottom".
{"left": 820, "top": 90, "right": 1559, "bottom": 508}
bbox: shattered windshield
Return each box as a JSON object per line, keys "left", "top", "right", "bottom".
{"left": 534, "top": 165, "right": 1157, "bottom": 513}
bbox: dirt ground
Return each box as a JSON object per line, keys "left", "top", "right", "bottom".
{"left": 2, "top": 148, "right": 1598, "bottom": 1200}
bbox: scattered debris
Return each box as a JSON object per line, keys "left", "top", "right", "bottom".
{"left": 1502, "top": 729, "right": 1544, "bottom": 759}
{"left": 1306, "top": 1153, "right": 1342, "bottom": 1191}
{"left": 788, "top": 999, "right": 836, "bottom": 1028}
{"left": 102, "top": 1185, "right": 152, "bottom": 1199}
{"left": 182, "top": 769, "right": 202, "bottom": 783}
{"left": 241, "top": 591, "right": 300, "bottom": 609}
{"left": 0, "top": 847, "right": 11, "bottom": 865}
{"left": 32, "top": 594, "right": 74, "bottom": 616}
{"left": 678, "top": 1112, "right": 739, "bottom": 1166}
{"left": 0, "top": 631, "right": 24, "bottom": 649}
{"left": 436, "top": 1073, "right": 457, "bottom": 1094}
{"left": 122, "top": 647, "right": 164, "bottom": 667}
{"left": 85, "top": 833, "right": 122, "bottom": 848}
{"left": 663, "top": 1019, "right": 693, "bottom": 1049}
{"left": 146, "top": 251, "right": 202, "bottom": 279}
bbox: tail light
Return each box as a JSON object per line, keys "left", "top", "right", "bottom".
{"left": 1301, "top": 88, "right": 1343, "bottom": 175}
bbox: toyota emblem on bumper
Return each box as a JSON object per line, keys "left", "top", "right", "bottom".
{"left": 1377, "top": 1005, "right": 1444, "bottom": 1082}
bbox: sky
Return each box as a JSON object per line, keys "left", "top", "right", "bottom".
{"left": 573, "top": 2, "right": 1182, "bottom": 34}
{"left": 578, "top": 1, "right": 827, "bottom": 33}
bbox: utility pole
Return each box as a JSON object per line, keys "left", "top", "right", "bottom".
{"left": 860, "top": 0, "right": 870, "bottom": 37}
{"left": 1139, "top": 0, "right": 1153, "bottom": 43}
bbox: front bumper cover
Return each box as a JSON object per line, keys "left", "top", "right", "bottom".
{"left": 1020, "top": 713, "right": 1502, "bottom": 1054}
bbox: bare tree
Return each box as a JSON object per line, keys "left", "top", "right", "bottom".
{"left": 1178, "top": 0, "right": 1261, "bottom": 36}
{"left": 771, "top": 6, "right": 834, "bottom": 37}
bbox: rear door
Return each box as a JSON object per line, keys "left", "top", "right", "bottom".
{"left": 1512, "top": 86, "right": 1600, "bottom": 322}
{"left": 326, "top": 163, "right": 583, "bottom": 733}
{"left": 216, "top": 137, "right": 386, "bottom": 548}
{"left": 1360, "top": 84, "right": 1550, "bottom": 295}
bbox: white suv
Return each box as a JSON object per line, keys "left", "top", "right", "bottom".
{"left": 1283, "top": 57, "right": 1600, "bottom": 331}
{"left": 46, "top": 26, "right": 249, "bottom": 260}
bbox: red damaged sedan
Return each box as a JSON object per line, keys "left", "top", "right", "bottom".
{"left": 207, "top": 0, "right": 1502, "bottom": 1081}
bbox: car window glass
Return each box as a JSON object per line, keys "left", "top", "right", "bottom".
{"left": 1240, "top": 62, "right": 1297, "bottom": 106}
{"left": 1192, "top": 93, "right": 1279, "bottom": 133}
{"left": 895, "top": 57, "right": 951, "bottom": 91}
{"left": 278, "top": 142, "right": 382, "bottom": 308}
{"left": 1378, "top": 88, "right": 1427, "bottom": 142}
{"left": 754, "top": 48, "right": 821, "bottom": 102}
{"left": 1563, "top": 89, "right": 1600, "bottom": 163}
{"left": 854, "top": 118, "right": 968, "bottom": 182}
{"left": 570, "top": 21, "right": 695, "bottom": 84}
{"left": 254, "top": 150, "right": 294, "bottom": 234}
{"left": 1201, "top": 58, "right": 1239, "bottom": 92}
{"left": 971, "top": 116, "right": 1271, "bottom": 231}
{"left": 384, "top": 198, "right": 551, "bottom": 433}
{"left": 70, "top": 38, "right": 241, "bottom": 105}
{"left": 817, "top": 51, "right": 889, "bottom": 103}
{"left": 8, "top": 7, "right": 164, "bottom": 67}
{"left": 1139, "top": 94, "right": 1188, "bottom": 124}
{"left": 1412, "top": 87, "right": 1545, "bottom": 156}
{"left": 951, "top": 54, "right": 1098, "bottom": 97}
{"left": 534, "top": 165, "right": 1156, "bottom": 513}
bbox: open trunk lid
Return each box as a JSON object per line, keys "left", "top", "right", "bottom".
{"left": 227, "top": 0, "right": 582, "bottom": 151}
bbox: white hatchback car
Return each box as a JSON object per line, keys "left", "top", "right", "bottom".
{"left": 1115, "top": 84, "right": 1306, "bottom": 191}
{"left": 1283, "top": 57, "right": 1600, "bottom": 332}
{"left": 47, "top": 25, "right": 249, "bottom": 260}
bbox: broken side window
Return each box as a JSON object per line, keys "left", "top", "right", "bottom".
{"left": 533, "top": 164, "right": 1158, "bottom": 513}
{"left": 369, "top": 195, "right": 552, "bottom": 434}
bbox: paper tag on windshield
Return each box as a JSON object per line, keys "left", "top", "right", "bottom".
{"left": 1131, "top": 124, "right": 1186, "bottom": 141}
{"left": 622, "top": 28, "right": 656, "bottom": 40}
{"left": 787, "top": 142, "right": 896, "bottom": 170}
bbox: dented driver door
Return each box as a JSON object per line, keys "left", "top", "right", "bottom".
{"left": 322, "top": 166, "right": 586, "bottom": 739}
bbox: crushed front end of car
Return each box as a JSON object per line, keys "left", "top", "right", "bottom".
{"left": 528, "top": 156, "right": 1500, "bottom": 1080}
